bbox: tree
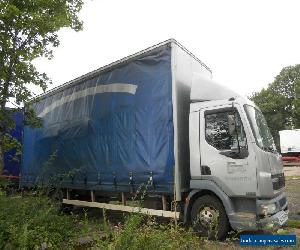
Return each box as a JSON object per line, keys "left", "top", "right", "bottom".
{"left": 251, "top": 64, "right": 300, "bottom": 148}
{"left": 0, "top": 0, "right": 83, "bottom": 172}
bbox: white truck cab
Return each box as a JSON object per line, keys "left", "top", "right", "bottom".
{"left": 186, "top": 75, "right": 288, "bottom": 238}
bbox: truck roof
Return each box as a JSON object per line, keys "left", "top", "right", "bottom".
{"left": 35, "top": 39, "right": 212, "bottom": 100}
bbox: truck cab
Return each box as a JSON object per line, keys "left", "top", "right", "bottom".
{"left": 187, "top": 76, "right": 288, "bottom": 238}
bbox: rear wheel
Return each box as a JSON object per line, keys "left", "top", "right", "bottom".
{"left": 190, "top": 195, "right": 229, "bottom": 240}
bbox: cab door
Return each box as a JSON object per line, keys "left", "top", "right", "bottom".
{"left": 199, "top": 103, "right": 257, "bottom": 197}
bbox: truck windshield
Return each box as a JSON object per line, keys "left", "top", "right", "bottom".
{"left": 244, "top": 105, "right": 276, "bottom": 153}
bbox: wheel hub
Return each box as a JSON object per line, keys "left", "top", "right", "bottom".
{"left": 199, "top": 206, "right": 217, "bottom": 227}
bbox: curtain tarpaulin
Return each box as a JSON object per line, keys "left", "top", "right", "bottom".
{"left": 21, "top": 46, "right": 175, "bottom": 193}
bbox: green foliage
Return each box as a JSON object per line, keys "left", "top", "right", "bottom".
{"left": 1, "top": 133, "right": 21, "bottom": 159}
{"left": 0, "top": 108, "right": 22, "bottom": 166}
{"left": 251, "top": 64, "right": 300, "bottom": 147}
{"left": 0, "top": 176, "right": 10, "bottom": 189}
{"left": 0, "top": 0, "right": 83, "bottom": 172}
{"left": 0, "top": 195, "right": 82, "bottom": 249}
{"left": 288, "top": 219, "right": 300, "bottom": 229}
{"left": 0, "top": 191, "right": 200, "bottom": 250}
{"left": 109, "top": 215, "right": 203, "bottom": 250}
{"left": 294, "top": 82, "right": 300, "bottom": 126}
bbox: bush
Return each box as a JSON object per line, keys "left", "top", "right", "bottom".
{"left": 0, "top": 193, "right": 81, "bottom": 249}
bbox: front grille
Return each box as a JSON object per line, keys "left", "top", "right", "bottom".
{"left": 272, "top": 173, "right": 285, "bottom": 190}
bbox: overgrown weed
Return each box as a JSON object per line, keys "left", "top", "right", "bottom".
{"left": 0, "top": 191, "right": 82, "bottom": 249}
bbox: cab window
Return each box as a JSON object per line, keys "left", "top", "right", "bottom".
{"left": 205, "top": 109, "right": 248, "bottom": 158}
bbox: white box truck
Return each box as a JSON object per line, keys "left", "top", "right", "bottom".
{"left": 21, "top": 39, "right": 288, "bottom": 239}
{"left": 279, "top": 129, "right": 300, "bottom": 157}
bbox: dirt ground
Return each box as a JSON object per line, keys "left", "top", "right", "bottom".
{"left": 284, "top": 167, "right": 300, "bottom": 221}
{"left": 284, "top": 166, "right": 300, "bottom": 217}
{"left": 285, "top": 178, "right": 300, "bottom": 219}
{"left": 284, "top": 166, "right": 300, "bottom": 176}
{"left": 282, "top": 167, "right": 300, "bottom": 243}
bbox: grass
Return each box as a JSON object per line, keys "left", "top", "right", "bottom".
{"left": 0, "top": 190, "right": 89, "bottom": 249}
{"left": 0, "top": 187, "right": 299, "bottom": 249}
{"left": 288, "top": 220, "right": 300, "bottom": 229}
{"left": 285, "top": 176, "right": 300, "bottom": 181}
{"left": 106, "top": 214, "right": 205, "bottom": 250}
{"left": 0, "top": 189, "right": 206, "bottom": 249}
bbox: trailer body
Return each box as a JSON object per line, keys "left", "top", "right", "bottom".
{"left": 21, "top": 41, "right": 210, "bottom": 200}
{"left": 279, "top": 129, "right": 300, "bottom": 156}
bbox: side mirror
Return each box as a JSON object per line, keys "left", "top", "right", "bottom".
{"left": 228, "top": 114, "right": 236, "bottom": 136}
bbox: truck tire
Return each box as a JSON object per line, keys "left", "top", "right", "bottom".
{"left": 190, "top": 195, "right": 229, "bottom": 240}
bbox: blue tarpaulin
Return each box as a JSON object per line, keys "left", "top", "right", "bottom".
{"left": 21, "top": 45, "right": 175, "bottom": 194}
{"left": 3, "top": 111, "right": 23, "bottom": 178}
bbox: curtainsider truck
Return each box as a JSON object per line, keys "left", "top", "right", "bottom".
{"left": 20, "top": 39, "right": 288, "bottom": 239}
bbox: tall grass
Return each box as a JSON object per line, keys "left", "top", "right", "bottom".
{"left": 106, "top": 214, "right": 203, "bottom": 250}
{"left": 0, "top": 191, "right": 83, "bottom": 249}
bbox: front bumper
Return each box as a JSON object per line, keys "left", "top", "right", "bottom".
{"left": 229, "top": 192, "right": 288, "bottom": 231}
{"left": 257, "top": 209, "right": 289, "bottom": 229}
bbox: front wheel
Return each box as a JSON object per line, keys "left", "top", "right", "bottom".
{"left": 190, "top": 195, "right": 229, "bottom": 240}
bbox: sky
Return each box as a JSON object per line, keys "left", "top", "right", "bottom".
{"left": 33, "top": 0, "right": 300, "bottom": 98}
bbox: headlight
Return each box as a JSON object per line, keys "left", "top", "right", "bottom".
{"left": 261, "top": 203, "right": 277, "bottom": 215}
